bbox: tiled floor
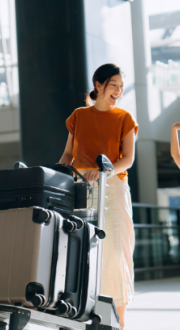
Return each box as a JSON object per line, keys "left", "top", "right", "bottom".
{"left": 1, "top": 277, "right": 179, "bottom": 330}
{"left": 125, "top": 277, "right": 180, "bottom": 330}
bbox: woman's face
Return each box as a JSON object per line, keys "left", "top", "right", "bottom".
{"left": 96, "top": 74, "right": 124, "bottom": 106}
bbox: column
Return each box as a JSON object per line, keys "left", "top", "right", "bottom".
{"left": 131, "top": 0, "right": 158, "bottom": 204}
{"left": 15, "top": 0, "right": 87, "bottom": 165}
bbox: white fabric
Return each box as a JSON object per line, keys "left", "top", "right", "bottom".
{"left": 101, "top": 175, "right": 135, "bottom": 307}
{"left": 80, "top": 172, "right": 135, "bottom": 307}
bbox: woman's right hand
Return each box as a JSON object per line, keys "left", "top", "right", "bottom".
{"left": 172, "top": 123, "right": 180, "bottom": 130}
{"left": 83, "top": 170, "right": 99, "bottom": 182}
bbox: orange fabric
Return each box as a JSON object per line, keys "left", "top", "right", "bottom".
{"left": 66, "top": 106, "right": 138, "bottom": 182}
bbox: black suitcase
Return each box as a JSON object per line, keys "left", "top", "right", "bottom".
{"left": 0, "top": 165, "right": 75, "bottom": 214}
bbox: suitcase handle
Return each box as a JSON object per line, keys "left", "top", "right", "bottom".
{"left": 14, "top": 161, "right": 28, "bottom": 169}
{"left": 54, "top": 164, "right": 93, "bottom": 198}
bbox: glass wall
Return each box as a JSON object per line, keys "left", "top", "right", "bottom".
{"left": 146, "top": 0, "right": 180, "bottom": 94}
{"left": 0, "top": 0, "right": 18, "bottom": 108}
{"left": 133, "top": 204, "right": 180, "bottom": 280}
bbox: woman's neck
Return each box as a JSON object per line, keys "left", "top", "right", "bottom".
{"left": 94, "top": 100, "right": 115, "bottom": 112}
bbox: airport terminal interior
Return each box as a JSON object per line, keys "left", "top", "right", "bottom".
{"left": 0, "top": 0, "right": 180, "bottom": 329}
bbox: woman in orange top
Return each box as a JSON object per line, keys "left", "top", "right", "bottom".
{"left": 171, "top": 122, "right": 180, "bottom": 169}
{"left": 59, "top": 63, "right": 138, "bottom": 329}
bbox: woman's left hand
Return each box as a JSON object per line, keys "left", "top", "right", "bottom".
{"left": 83, "top": 170, "right": 99, "bottom": 182}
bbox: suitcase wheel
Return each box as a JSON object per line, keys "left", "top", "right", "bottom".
{"left": 68, "top": 306, "right": 77, "bottom": 318}
{"left": 67, "top": 215, "right": 84, "bottom": 229}
{"left": 63, "top": 219, "right": 77, "bottom": 233}
{"left": 31, "top": 294, "right": 46, "bottom": 307}
{"left": 95, "top": 227, "right": 106, "bottom": 239}
{"left": 55, "top": 300, "right": 69, "bottom": 315}
{"left": 90, "top": 311, "right": 102, "bottom": 325}
{"left": 33, "top": 207, "right": 51, "bottom": 225}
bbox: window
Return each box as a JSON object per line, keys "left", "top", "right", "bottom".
{"left": 0, "top": 0, "right": 18, "bottom": 108}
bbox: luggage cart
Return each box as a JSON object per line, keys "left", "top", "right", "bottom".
{"left": 0, "top": 155, "right": 120, "bottom": 330}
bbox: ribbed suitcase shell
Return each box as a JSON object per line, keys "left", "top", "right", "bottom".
{"left": 0, "top": 167, "right": 75, "bottom": 214}
{"left": 0, "top": 207, "right": 99, "bottom": 321}
{"left": 0, "top": 207, "right": 68, "bottom": 307}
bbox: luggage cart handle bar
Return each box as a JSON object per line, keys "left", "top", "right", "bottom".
{"left": 96, "top": 155, "right": 114, "bottom": 295}
{"left": 96, "top": 154, "right": 114, "bottom": 178}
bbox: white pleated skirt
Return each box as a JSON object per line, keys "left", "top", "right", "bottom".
{"left": 80, "top": 172, "right": 135, "bottom": 307}
{"left": 101, "top": 175, "right": 135, "bottom": 307}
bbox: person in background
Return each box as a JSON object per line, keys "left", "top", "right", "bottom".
{"left": 171, "top": 123, "right": 180, "bottom": 168}
{"left": 59, "top": 63, "right": 138, "bottom": 329}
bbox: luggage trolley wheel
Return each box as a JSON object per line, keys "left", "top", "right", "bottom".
{"left": 90, "top": 311, "right": 102, "bottom": 325}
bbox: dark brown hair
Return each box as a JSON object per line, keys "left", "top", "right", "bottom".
{"left": 86, "top": 63, "right": 123, "bottom": 105}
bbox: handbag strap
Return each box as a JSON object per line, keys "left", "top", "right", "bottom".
{"left": 52, "top": 163, "right": 92, "bottom": 198}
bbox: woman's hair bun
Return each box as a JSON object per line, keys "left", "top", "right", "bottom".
{"left": 90, "top": 90, "right": 96, "bottom": 100}
{"left": 86, "top": 89, "right": 97, "bottom": 106}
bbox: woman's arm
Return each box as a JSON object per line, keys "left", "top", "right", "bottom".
{"left": 59, "top": 133, "right": 74, "bottom": 165}
{"left": 113, "top": 128, "right": 135, "bottom": 175}
{"left": 83, "top": 128, "right": 135, "bottom": 181}
{"left": 171, "top": 123, "right": 180, "bottom": 169}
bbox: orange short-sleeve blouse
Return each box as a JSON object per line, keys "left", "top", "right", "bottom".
{"left": 66, "top": 106, "right": 138, "bottom": 182}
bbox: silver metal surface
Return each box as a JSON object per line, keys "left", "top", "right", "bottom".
{"left": 0, "top": 207, "right": 55, "bottom": 307}
{"left": 0, "top": 306, "right": 86, "bottom": 330}
{"left": 94, "top": 298, "right": 120, "bottom": 329}
{"left": 106, "top": 169, "right": 114, "bottom": 179}
{"left": 53, "top": 216, "right": 68, "bottom": 304}
{"left": 73, "top": 209, "right": 98, "bottom": 222}
{"left": 78, "top": 223, "right": 99, "bottom": 322}
{"left": 96, "top": 171, "right": 107, "bottom": 296}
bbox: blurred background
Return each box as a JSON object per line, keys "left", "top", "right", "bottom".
{"left": 0, "top": 0, "right": 180, "bottom": 283}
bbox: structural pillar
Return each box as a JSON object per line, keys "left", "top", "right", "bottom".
{"left": 136, "top": 140, "right": 158, "bottom": 204}
{"left": 15, "top": 0, "right": 87, "bottom": 166}
{"left": 131, "top": 0, "right": 158, "bottom": 204}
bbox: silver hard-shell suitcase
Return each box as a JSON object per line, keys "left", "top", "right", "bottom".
{"left": 0, "top": 207, "right": 69, "bottom": 308}
{"left": 0, "top": 208, "right": 102, "bottom": 320}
